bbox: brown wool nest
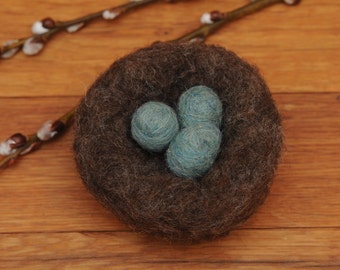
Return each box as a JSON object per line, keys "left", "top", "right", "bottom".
{"left": 73, "top": 41, "right": 283, "bottom": 242}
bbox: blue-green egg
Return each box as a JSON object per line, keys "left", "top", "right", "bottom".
{"left": 131, "top": 101, "right": 179, "bottom": 152}
{"left": 166, "top": 123, "right": 222, "bottom": 179}
{"left": 178, "top": 85, "right": 223, "bottom": 128}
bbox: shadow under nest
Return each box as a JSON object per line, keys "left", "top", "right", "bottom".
{"left": 73, "top": 41, "right": 283, "bottom": 243}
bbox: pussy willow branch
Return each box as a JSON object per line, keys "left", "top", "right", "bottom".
{"left": 0, "top": 0, "right": 160, "bottom": 59}
{"left": 0, "top": 107, "right": 75, "bottom": 169}
{"left": 0, "top": 0, "right": 301, "bottom": 171}
{"left": 173, "top": 0, "right": 299, "bottom": 43}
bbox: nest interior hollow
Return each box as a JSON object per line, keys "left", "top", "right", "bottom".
{"left": 73, "top": 41, "right": 283, "bottom": 242}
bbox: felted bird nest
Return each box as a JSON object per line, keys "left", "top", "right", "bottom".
{"left": 73, "top": 41, "right": 283, "bottom": 242}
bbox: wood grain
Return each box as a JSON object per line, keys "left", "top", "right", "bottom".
{"left": 0, "top": 0, "right": 339, "bottom": 269}
{"left": 1, "top": 229, "right": 339, "bottom": 269}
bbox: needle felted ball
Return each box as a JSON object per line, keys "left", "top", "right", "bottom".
{"left": 131, "top": 101, "right": 179, "bottom": 152}
{"left": 166, "top": 123, "right": 222, "bottom": 179}
{"left": 178, "top": 85, "right": 223, "bottom": 128}
{"left": 73, "top": 41, "right": 283, "bottom": 243}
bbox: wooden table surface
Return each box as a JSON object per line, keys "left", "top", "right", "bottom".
{"left": 0, "top": 0, "right": 339, "bottom": 269}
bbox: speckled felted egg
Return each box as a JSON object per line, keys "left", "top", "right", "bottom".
{"left": 73, "top": 41, "right": 283, "bottom": 243}
{"left": 178, "top": 85, "right": 223, "bottom": 128}
{"left": 166, "top": 123, "right": 222, "bottom": 179}
{"left": 131, "top": 101, "right": 179, "bottom": 152}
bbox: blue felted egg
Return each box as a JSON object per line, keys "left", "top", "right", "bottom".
{"left": 166, "top": 123, "right": 222, "bottom": 179}
{"left": 131, "top": 101, "right": 179, "bottom": 152}
{"left": 178, "top": 85, "right": 223, "bottom": 128}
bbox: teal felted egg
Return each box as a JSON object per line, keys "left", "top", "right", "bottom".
{"left": 166, "top": 123, "right": 222, "bottom": 179}
{"left": 178, "top": 85, "right": 223, "bottom": 128}
{"left": 131, "top": 101, "right": 179, "bottom": 152}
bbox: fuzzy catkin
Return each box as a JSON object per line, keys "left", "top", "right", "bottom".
{"left": 131, "top": 101, "right": 179, "bottom": 152}
{"left": 73, "top": 41, "right": 283, "bottom": 243}
{"left": 166, "top": 123, "right": 222, "bottom": 179}
{"left": 178, "top": 85, "right": 223, "bottom": 128}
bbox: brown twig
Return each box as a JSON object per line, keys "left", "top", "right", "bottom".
{"left": 0, "top": 0, "right": 160, "bottom": 59}
{"left": 172, "top": 0, "right": 301, "bottom": 43}
{"left": 0, "top": 0, "right": 301, "bottom": 171}
{"left": 0, "top": 107, "right": 75, "bottom": 169}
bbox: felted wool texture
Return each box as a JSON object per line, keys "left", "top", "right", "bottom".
{"left": 166, "top": 123, "right": 222, "bottom": 179}
{"left": 131, "top": 101, "right": 179, "bottom": 152}
{"left": 178, "top": 85, "right": 223, "bottom": 128}
{"left": 73, "top": 41, "right": 283, "bottom": 243}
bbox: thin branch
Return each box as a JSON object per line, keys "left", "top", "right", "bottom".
{"left": 0, "top": 107, "right": 75, "bottom": 169}
{"left": 0, "top": 0, "right": 160, "bottom": 59}
{"left": 172, "top": 0, "right": 300, "bottom": 43}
